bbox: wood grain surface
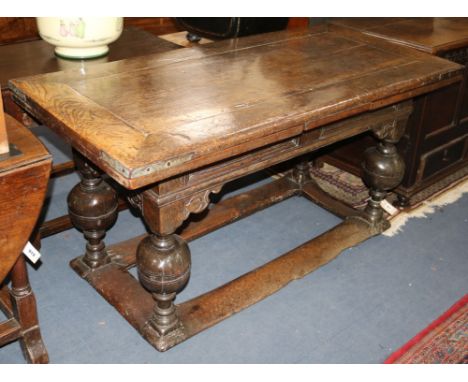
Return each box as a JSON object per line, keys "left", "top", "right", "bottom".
{"left": 0, "top": 17, "right": 39, "bottom": 45}
{"left": 330, "top": 18, "right": 468, "bottom": 54}
{"left": 0, "top": 92, "right": 8, "bottom": 154}
{"left": 9, "top": 28, "right": 464, "bottom": 189}
{"left": 0, "top": 28, "right": 180, "bottom": 91}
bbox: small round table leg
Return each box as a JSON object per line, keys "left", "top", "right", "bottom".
{"left": 395, "top": 194, "right": 410, "bottom": 208}
{"left": 186, "top": 32, "right": 202, "bottom": 43}
{"left": 10, "top": 256, "right": 49, "bottom": 363}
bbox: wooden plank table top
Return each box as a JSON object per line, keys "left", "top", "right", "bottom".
{"left": 330, "top": 18, "right": 468, "bottom": 54}
{"left": 9, "top": 28, "right": 464, "bottom": 190}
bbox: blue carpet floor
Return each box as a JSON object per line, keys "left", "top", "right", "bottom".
{"left": 1, "top": 126, "right": 467, "bottom": 363}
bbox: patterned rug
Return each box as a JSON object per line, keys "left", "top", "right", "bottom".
{"left": 385, "top": 294, "right": 468, "bottom": 363}
{"left": 309, "top": 163, "right": 369, "bottom": 209}
{"left": 307, "top": 163, "right": 468, "bottom": 237}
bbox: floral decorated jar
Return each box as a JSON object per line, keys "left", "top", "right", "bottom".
{"left": 36, "top": 17, "right": 123, "bottom": 59}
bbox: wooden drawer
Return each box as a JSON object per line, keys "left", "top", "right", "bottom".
{"left": 419, "top": 135, "right": 468, "bottom": 181}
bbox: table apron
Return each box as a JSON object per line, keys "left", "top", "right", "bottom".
{"left": 151, "top": 100, "right": 413, "bottom": 206}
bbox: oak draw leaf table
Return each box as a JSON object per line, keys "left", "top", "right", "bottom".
{"left": 9, "top": 28, "right": 463, "bottom": 351}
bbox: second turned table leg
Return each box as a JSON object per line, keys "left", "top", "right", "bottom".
{"left": 68, "top": 150, "right": 118, "bottom": 277}
{"left": 362, "top": 119, "right": 407, "bottom": 231}
{"left": 128, "top": 188, "right": 196, "bottom": 350}
{"left": 136, "top": 233, "right": 191, "bottom": 348}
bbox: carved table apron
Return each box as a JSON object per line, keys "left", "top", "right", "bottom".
{"left": 9, "top": 28, "right": 464, "bottom": 351}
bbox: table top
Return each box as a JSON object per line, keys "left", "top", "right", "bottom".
{"left": 329, "top": 18, "right": 468, "bottom": 54}
{"left": 9, "top": 28, "right": 464, "bottom": 190}
{"left": 0, "top": 27, "right": 180, "bottom": 90}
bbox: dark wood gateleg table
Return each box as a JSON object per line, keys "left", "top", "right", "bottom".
{"left": 10, "top": 28, "right": 463, "bottom": 351}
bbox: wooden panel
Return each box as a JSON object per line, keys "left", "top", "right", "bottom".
{"left": 287, "top": 18, "right": 310, "bottom": 29}
{"left": 0, "top": 28, "right": 180, "bottom": 91}
{"left": 330, "top": 18, "right": 468, "bottom": 54}
{"left": 421, "top": 82, "right": 459, "bottom": 137}
{"left": 0, "top": 160, "right": 50, "bottom": 282}
{"left": 461, "top": 82, "right": 468, "bottom": 123}
{"left": 0, "top": 18, "right": 39, "bottom": 45}
{"left": 10, "top": 29, "right": 463, "bottom": 189}
{"left": 124, "top": 17, "right": 180, "bottom": 36}
{"left": 441, "top": 48, "right": 468, "bottom": 124}
{"left": 330, "top": 18, "right": 405, "bottom": 31}
{"left": 460, "top": 86, "right": 468, "bottom": 123}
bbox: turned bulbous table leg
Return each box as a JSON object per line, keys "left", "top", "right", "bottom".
{"left": 68, "top": 150, "right": 118, "bottom": 272}
{"left": 136, "top": 233, "right": 191, "bottom": 336}
{"left": 362, "top": 122, "right": 406, "bottom": 230}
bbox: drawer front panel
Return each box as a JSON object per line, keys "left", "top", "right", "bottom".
{"left": 460, "top": 82, "right": 468, "bottom": 124}
{"left": 419, "top": 135, "right": 467, "bottom": 181}
{"left": 458, "top": 69, "right": 468, "bottom": 124}
{"left": 421, "top": 82, "right": 459, "bottom": 137}
{"left": 441, "top": 47, "right": 468, "bottom": 125}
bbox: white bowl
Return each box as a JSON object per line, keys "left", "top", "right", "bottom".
{"left": 36, "top": 17, "right": 123, "bottom": 59}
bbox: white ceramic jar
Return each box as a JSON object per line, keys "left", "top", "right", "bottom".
{"left": 36, "top": 17, "right": 123, "bottom": 59}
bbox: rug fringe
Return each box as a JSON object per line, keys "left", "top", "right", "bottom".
{"left": 267, "top": 166, "right": 468, "bottom": 238}
{"left": 384, "top": 177, "right": 468, "bottom": 237}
